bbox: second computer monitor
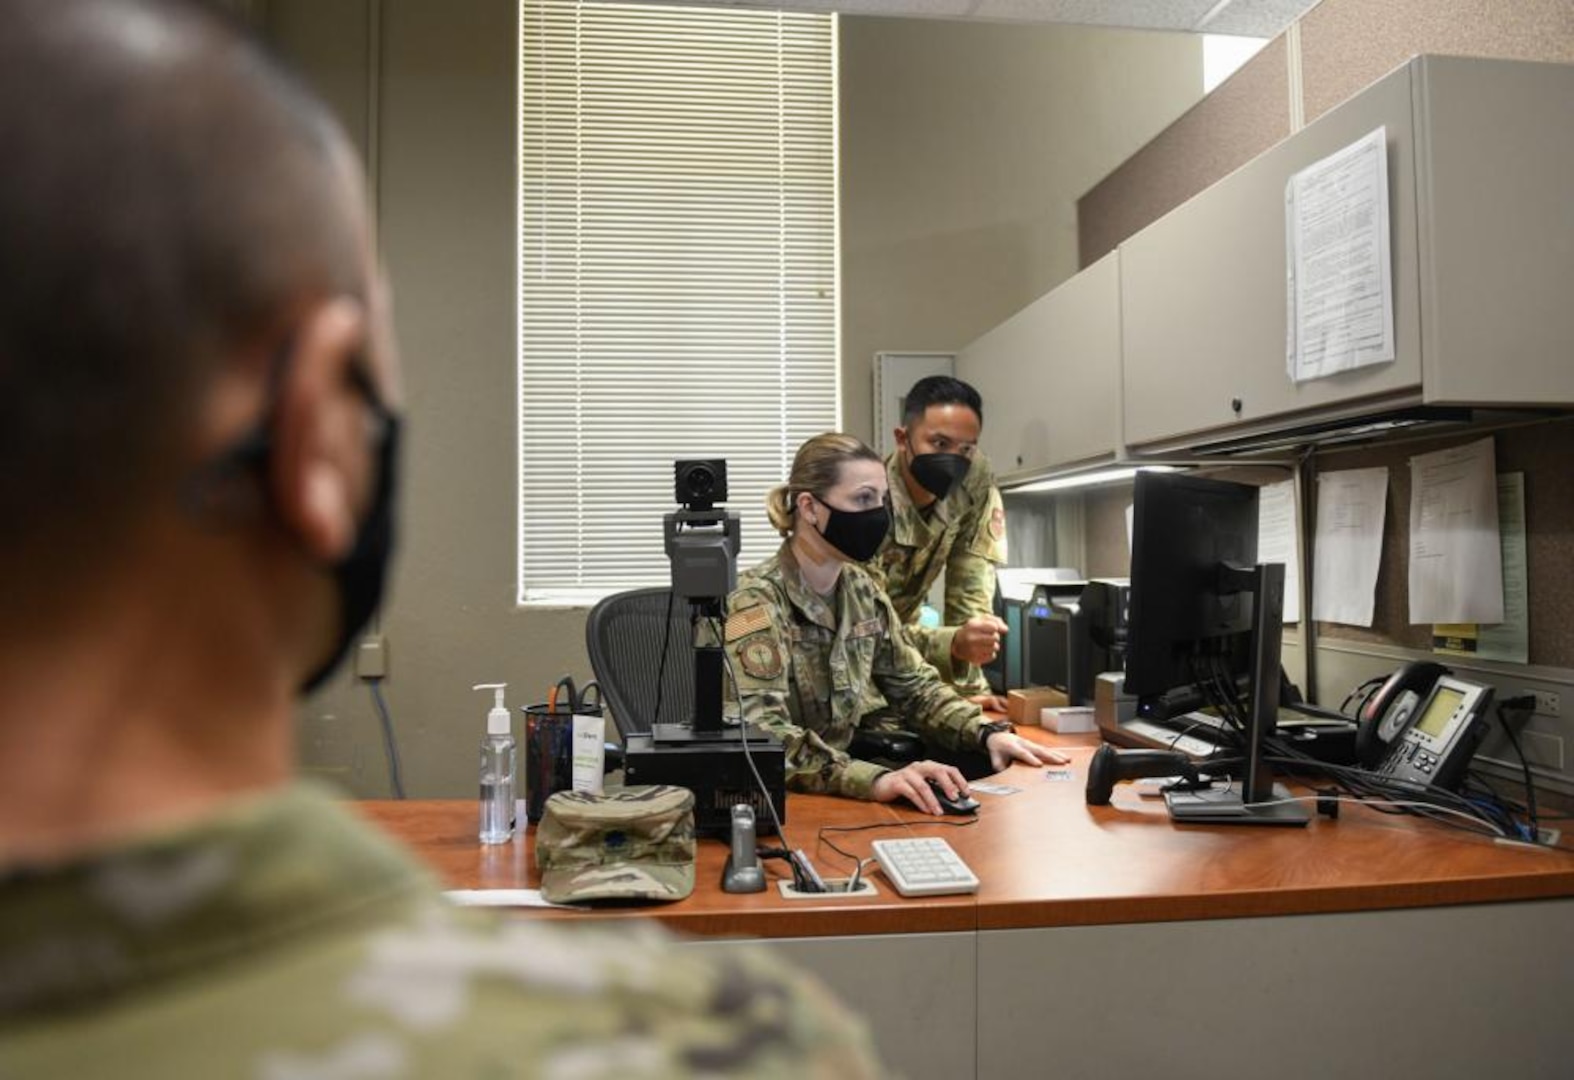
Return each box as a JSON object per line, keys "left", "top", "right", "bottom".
{"left": 1124, "top": 471, "right": 1258, "bottom": 702}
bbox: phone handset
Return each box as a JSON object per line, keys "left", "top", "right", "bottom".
{"left": 722, "top": 803, "right": 766, "bottom": 894}
{"left": 1356, "top": 661, "right": 1449, "bottom": 768}
{"left": 1360, "top": 665, "right": 1494, "bottom": 791}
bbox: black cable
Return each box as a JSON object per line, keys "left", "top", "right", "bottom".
{"left": 1216, "top": 653, "right": 1247, "bottom": 729}
{"left": 1261, "top": 748, "right": 1515, "bottom": 839}
{"left": 1496, "top": 700, "right": 1540, "bottom": 841}
{"left": 816, "top": 820, "right": 980, "bottom": 874}
{"left": 367, "top": 677, "right": 407, "bottom": 799}
{"left": 652, "top": 583, "right": 676, "bottom": 729}
{"left": 1191, "top": 653, "right": 1244, "bottom": 732}
{"left": 708, "top": 614, "right": 790, "bottom": 844}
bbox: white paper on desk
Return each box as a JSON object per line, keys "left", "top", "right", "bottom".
{"left": 1311, "top": 467, "right": 1388, "bottom": 626}
{"left": 1285, "top": 126, "right": 1395, "bottom": 384}
{"left": 1257, "top": 479, "right": 1301, "bottom": 623}
{"left": 444, "top": 889, "right": 572, "bottom": 909}
{"left": 1408, "top": 437, "right": 1503, "bottom": 624}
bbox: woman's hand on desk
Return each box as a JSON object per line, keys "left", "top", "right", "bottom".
{"left": 871, "top": 761, "right": 970, "bottom": 816}
{"left": 986, "top": 732, "right": 1070, "bottom": 771}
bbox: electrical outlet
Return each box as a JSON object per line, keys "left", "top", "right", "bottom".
{"left": 356, "top": 634, "right": 388, "bottom": 680}
{"left": 1525, "top": 689, "right": 1561, "bottom": 718}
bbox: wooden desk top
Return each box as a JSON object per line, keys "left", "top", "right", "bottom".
{"left": 353, "top": 730, "right": 1574, "bottom": 938}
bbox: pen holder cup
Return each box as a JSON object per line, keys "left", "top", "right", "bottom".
{"left": 521, "top": 702, "right": 603, "bottom": 824}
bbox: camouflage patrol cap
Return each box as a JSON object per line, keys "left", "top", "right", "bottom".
{"left": 536, "top": 785, "right": 696, "bottom": 904}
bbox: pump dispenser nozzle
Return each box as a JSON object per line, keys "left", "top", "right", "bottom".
{"left": 474, "top": 683, "right": 510, "bottom": 736}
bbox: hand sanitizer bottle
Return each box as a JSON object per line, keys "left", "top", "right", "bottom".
{"left": 474, "top": 683, "right": 516, "bottom": 844}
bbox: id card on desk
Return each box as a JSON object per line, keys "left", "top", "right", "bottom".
{"left": 969, "top": 781, "right": 1021, "bottom": 796}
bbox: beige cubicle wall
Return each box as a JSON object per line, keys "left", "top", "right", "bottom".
{"left": 1079, "top": 0, "right": 1574, "bottom": 266}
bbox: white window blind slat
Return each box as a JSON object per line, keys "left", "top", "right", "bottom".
{"left": 518, "top": 0, "right": 838, "bottom": 604}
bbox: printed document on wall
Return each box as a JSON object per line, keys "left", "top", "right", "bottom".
{"left": 1408, "top": 437, "right": 1504, "bottom": 625}
{"left": 1285, "top": 127, "right": 1395, "bottom": 383}
{"left": 1257, "top": 479, "right": 1301, "bottom": 623}
{"left": 1433, "top": 472, "right": 1527, "bottom": 664}
{"left": 1311, "top": 467, "right": 1388, "bottom": 626}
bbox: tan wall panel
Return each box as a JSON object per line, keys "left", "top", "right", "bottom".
{"left": 1299, "top": 0, "right": 1574, "bottom": 124}
{"left": 1083, "top": 485, "right": 1135, "bottom": 579}
{"left": 1077, "top": 37, "right": 1289, "bottom": 267}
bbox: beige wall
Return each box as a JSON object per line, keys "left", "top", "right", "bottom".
{"left": 273, "top": 0, "right": 590, "bottom": 798}
{"left": 839, "top": 17, "right": 1201, "bottom": 442}
{"left": 269, "top": 2, "right": 1200, "bottom": 796}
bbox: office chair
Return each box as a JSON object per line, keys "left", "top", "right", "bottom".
{"left": 584, "top": 587, "right": 696, "bottom": 740}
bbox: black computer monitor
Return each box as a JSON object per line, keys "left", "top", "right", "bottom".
{"left": 1126, "top": 472, "right": 1307, "bottom": 826}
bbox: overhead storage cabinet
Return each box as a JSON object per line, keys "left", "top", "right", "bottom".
{"left": 1120, "top": 56, "right": 1574, "bottom": 452}
{"left": 957, "top": 251, "right": 1121, "bottom": 481}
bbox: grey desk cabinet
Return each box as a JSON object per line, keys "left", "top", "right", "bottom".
{"left": 1120, "top": 56, "right": 1574, "bottom": 453}
{"left": 957, "top": 251, "right": 1121, "bottom": 482}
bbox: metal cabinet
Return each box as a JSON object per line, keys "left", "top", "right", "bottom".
{"left": 957, "top": 251, "right": 1121, "bottom": 483}
{"left": 1119, "top": 55, "right": 1574, "bottom": 453}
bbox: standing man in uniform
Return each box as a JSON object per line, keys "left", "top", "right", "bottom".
{"left": 871, "top": 376, "right": 1010, "bottom": 709}
{"left": 0, "top": 3, "right": 884, "bottom": 1076}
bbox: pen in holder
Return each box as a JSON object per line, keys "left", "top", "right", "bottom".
{"left": 522, "top": 676, "right": 602, "bottom": 824}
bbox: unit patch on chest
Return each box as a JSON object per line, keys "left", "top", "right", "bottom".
{"left": 738, "top": 637, "right": 785, "bottom": 680}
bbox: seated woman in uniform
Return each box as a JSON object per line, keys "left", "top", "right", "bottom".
{"left": 723, "top": 432, "right": 1066, "bottom": 815}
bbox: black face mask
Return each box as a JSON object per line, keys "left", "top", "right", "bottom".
{"left": 908, "top": 450, "right": 971, "bottom": 500}
{"left": 814, "top": 497, "right": 891, "bottom": 563}
{"left": 184, "top": 362, "right": 401, "bottom": 695}
{"left": 302, "top": 400, "right": 400, "bottom": 693}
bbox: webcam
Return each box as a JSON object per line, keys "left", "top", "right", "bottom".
{"left": 674, "top": 459, "right": 728, "bottom": 510}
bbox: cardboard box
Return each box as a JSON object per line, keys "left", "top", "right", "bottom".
{"left": 1006, "top": 687, "right": 1068, "bottom": 725}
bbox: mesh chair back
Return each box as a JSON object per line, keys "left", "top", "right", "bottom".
{"left": 584, "top": 587, "right": 696, "bottom": 739}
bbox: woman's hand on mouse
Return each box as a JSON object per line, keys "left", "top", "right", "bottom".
{"left": 985, "top": 731, "right": 1070, "bottom": 772}
{"left": 870, "top": 761, "right": 970, "bottom": 816}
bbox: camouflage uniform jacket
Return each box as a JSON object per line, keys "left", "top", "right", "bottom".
{"left": 725, "top": 543, "right": 990, "bottom": 799}
{"left": 0, "top": 783, "right": 885, "bottom": 1079}
{"left": 869, "top": 450, "right": 1008, "bottom": 695}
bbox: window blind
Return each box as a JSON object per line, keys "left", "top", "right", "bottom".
{"left": 518, "top": 0, "right": 839, "bottom": 605}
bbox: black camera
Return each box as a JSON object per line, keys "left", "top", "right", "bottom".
{"left": 674, "top": 459, "right": 728, "bottom": 510}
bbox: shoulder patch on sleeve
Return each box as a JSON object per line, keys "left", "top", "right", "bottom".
{"left": 738, "top": 637, "right": 785, "bottom": 680}
{"left": 725, "top": 606, "right": 772, "bottom": 642}
{"left": 989, "top": 505, "right": 1005, "bottom": 540}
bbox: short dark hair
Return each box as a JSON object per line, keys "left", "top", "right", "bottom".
{"left": 902, "top": 375, "right": 984, "bottom": 428}
{"left": 0, "top": 0, "right": 360, "bottom": 574}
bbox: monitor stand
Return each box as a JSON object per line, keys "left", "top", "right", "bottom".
{"left": 1165, "top": 783, "right": 1310, "bottom": 825}
{"left": 1167, "top": 561, "right": 1310, "bottom": 828}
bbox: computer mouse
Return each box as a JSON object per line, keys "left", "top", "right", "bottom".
{"left": 925, "top": 778, "right": 980, "bottom": 816}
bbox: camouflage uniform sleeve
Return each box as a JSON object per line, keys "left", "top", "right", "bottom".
{"left": 901, "top": 620, "right": 953, "bottom": 684}
{"left": 864, "top": 557, "right": 954, "bottom": 683}
{"left": 725, "top": 588, "right": 889, "bottom": 800}
{"left": 934, "top": 480, "right": 1007, "bottom": 695}
{"left": 869, "top": 592, "right": 989, "bottom": 754}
